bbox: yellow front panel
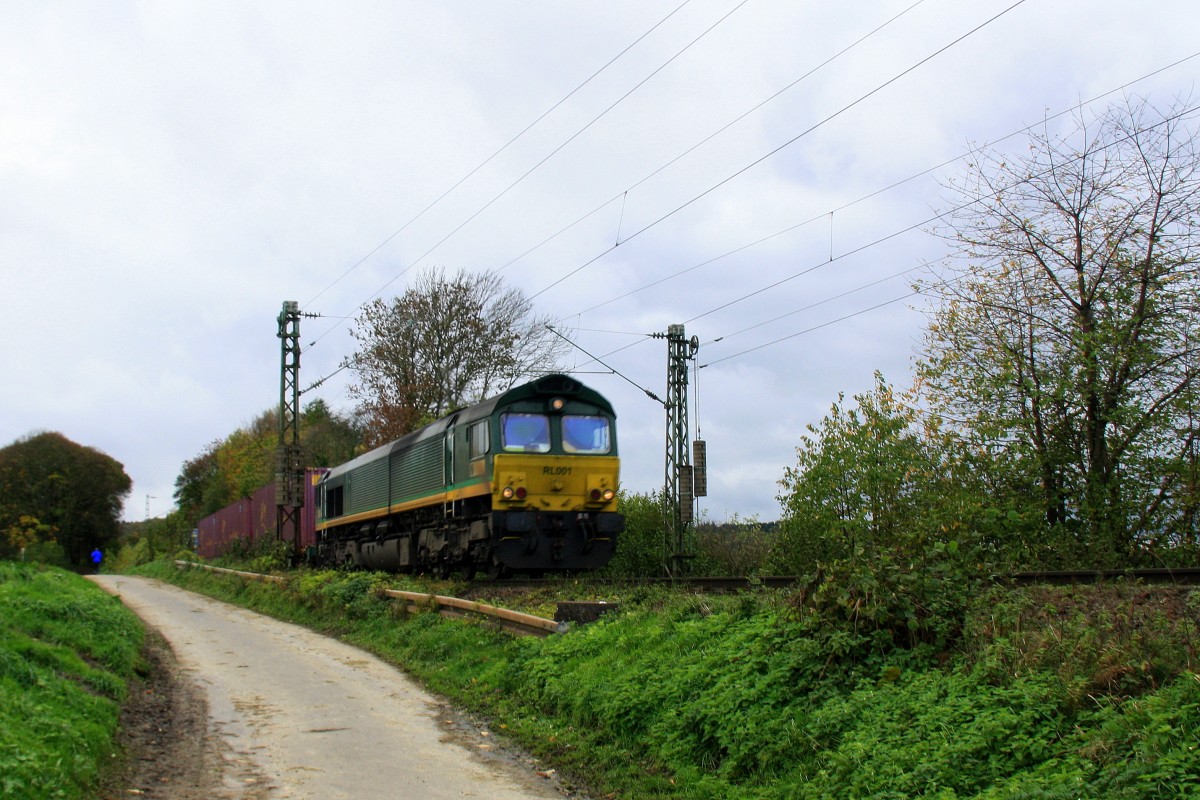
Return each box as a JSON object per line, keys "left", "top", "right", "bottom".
{"left": 492, "top": 454, "right": 620, "bottom": 512}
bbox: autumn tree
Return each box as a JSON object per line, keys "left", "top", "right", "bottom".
{"left": 300, "top": 398, "right": 362, "bottom": 468}
{"left": 173, "top": 440, "right": 224, "bottom": 520}
{"left": 216, "top": 410, "right": 278, "bottom": 501}
{"left": 173, "top": 402, "right": 360, "bottom": 520}
{"left": 919, "top": 96, "right": 1200, "bottom": 565}
{"left": 0, "top": 432, "right": 132, "bottom": 569}
{"left": 3, "top": 515, "right": 58, "bottom": 562}
{"left": 172, "top": 418, "right": 273, "bottom": 521}
{"left": 346, "top": 266, "right": 568, "bottom": 448}
{"left": 116, "top": 508, "right": 197, "bottom": 565}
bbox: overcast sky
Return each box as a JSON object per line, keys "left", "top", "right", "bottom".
{"left": 3, "top": 0, "right": 1197, "bottom": 524}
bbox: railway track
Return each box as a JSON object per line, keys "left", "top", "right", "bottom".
{"left": 478, "top": 567, "right": 1200, "bottom": 593}
{"left": 1004, "top": 566, "right": 1200, "bottom": 585}
{"left": 176, "top": 561, "right": 1199, "bottom": 638}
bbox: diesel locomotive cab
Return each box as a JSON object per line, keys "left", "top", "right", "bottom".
{"left": 314, "top": 374, "right": 622, "bottom": 576}
{"left": 488, "top": 391, "right": 622, "bottom": 571}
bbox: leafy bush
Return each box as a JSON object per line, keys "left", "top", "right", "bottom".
{"left": 966, "top": 585, "right": 1200, "bottom": 701}
{"left": 111, "top": 538, "right": 154, "bottom": 573}
{"left": 218, "top": 535, "right": 293, "bottom": 574}
{"left": 791, "top": 547, "right": 973, "bottom": 653}
{"left": 692, "top": 516, "right": 778, "bottom": 576}
{"left": 16, "top": 538, "right": 70, "bottom": 569}
{"left": 602, "top": 490, "right": 668, "bottom": 578}
{"left": 316, "top": 570, "right": 390, "bottom": 619}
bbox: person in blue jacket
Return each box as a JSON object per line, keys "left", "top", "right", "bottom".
{"left": 90, "top": 548, "right": 103, "bottom": 574}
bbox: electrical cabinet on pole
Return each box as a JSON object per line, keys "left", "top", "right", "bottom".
{"left": 653, "top": 323, "right": 702, "bottom": 576}
{"left": 276, "top": 301, "right": 304, "bottom": 553}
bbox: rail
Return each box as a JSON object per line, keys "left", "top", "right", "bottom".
{"left": 172, "top": 561, "right": 566, "bottom": 637}
{"left": 1005, "top": 566, "right": 1200, "bottom": 585}
{"left": 172, "top": 560, "right": 1199, "bottom": 634}
{"left": 484, "top": 568, "right": 1200, "bottom": 592}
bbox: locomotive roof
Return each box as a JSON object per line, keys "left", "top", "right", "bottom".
{"left": 321, "top": 374, "right": 614, "bottom": 481}
{"left": 456, "top": 372, "right": 616, "bottom": 421}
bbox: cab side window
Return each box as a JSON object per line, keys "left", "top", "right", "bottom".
{"left": 325, "top": 485, "right": 344, "bottom": 517}
{"left": 469, "top": 421, "right": 489, "bottom": 458}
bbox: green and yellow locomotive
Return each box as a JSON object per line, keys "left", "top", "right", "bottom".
{"left": 315, "top": 373, "right": 622, "bottom": 577}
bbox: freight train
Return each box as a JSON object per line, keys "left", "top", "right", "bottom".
{"left": 196, "top": 374, "right": 623, "bottom": 577}
{"left": 196, "top": 468, "right": 327, "bottom": 559}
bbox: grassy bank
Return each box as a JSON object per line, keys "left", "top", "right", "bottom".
{"left": 0, "top": 562, "right": 144, "bottom": 800}
{"left": 138, "top": 560, "right": 1200, "bottom": 799}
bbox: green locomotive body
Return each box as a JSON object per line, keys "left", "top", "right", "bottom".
{"left": 315, "top": 374, "right": 622, "bottom": 576}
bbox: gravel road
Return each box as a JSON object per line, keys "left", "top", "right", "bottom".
{"left": 92, "top": 575, "right": 581, "bottom": 799}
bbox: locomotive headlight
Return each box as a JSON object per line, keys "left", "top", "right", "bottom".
{"left": 587, "top": 474, "right": 617, "bottom": 504}
{"left": 550, "top": 397, "right": 565, "bottom": 411}
{"left": 499, "top": 471, "right": 528, "bottom": 503}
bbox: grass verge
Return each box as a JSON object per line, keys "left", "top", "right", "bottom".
{"left": 0, "top": 562, "right": 144, "bottom": 800}
{"left": 137, "top": 560, "right": 1200, "bottom": 799}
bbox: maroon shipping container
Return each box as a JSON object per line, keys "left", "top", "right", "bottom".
{"left": 196, "top": 496, "right": 254, "bottom": 559}
{"left": 196, "top": 468, "right": 328, "bottom": 559}
{"left": 248, "top": 483, "right": 275, "bottom": 546}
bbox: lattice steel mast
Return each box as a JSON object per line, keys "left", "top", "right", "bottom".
{"left": 654, "top": 323, "right": 705, "bottom": 576}
{"left": 276, "top": 301, "right": 306, "bottom": 553}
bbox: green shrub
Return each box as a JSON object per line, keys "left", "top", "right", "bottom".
{"left": 603, "top": 491, "right": 669, "bottom": 578}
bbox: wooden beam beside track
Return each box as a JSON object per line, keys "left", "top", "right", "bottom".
{"left": 173, "top": 561, "right": 566, "bottom": 636}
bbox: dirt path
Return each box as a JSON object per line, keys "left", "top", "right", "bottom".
{"left": 91, "top": 575, "right": 584, "bottom": 800}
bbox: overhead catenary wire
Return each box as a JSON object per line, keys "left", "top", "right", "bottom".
{"left": 699, "top": 293, "right": 916, "bottom": 368}
{"left": 619, "top": 0, "right": 929, "bottom": 200}
{"left": 307, "top": 0, "right": 1028, "bottom": 373}
{"left": 546, "top": 325, "right": 665, "bottom": 405}
{"left": 685, "top": 102, "right": 1200, "bottom": 327}
{"left": 308, "top": 0, "right": 752, "bottom": 350}
{"left": 561, "top": 97, "right": 1200, "bottom": 374}
{"left": 530, "top": 0, "right": 1031, "bottom": 301}
{"left": 562, "top": 49, "right": 1200, "bottom": 319}
{"left": 691, "top": 103, "right": 1200, "bottom": 367}
{"left": 565, "top": 52, "right": 1200, "bottom": 330}
{"left": 708, "top": 264, "right": 921, "bottom": 345}
{"left": 301, "top": 0, "right": 696, "bottom": 311}
{"left": 299, "top": 4, "right": 1199, "bottom": 392}
{"left": 492, "top": 0, "right": 929, "bottom": 277}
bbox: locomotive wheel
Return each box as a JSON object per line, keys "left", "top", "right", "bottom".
{"left": 434, "top": 561, "right": 450, "bottom": 580}
{"left": 486, "top": 556, "right": 507, "bottom": 581}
